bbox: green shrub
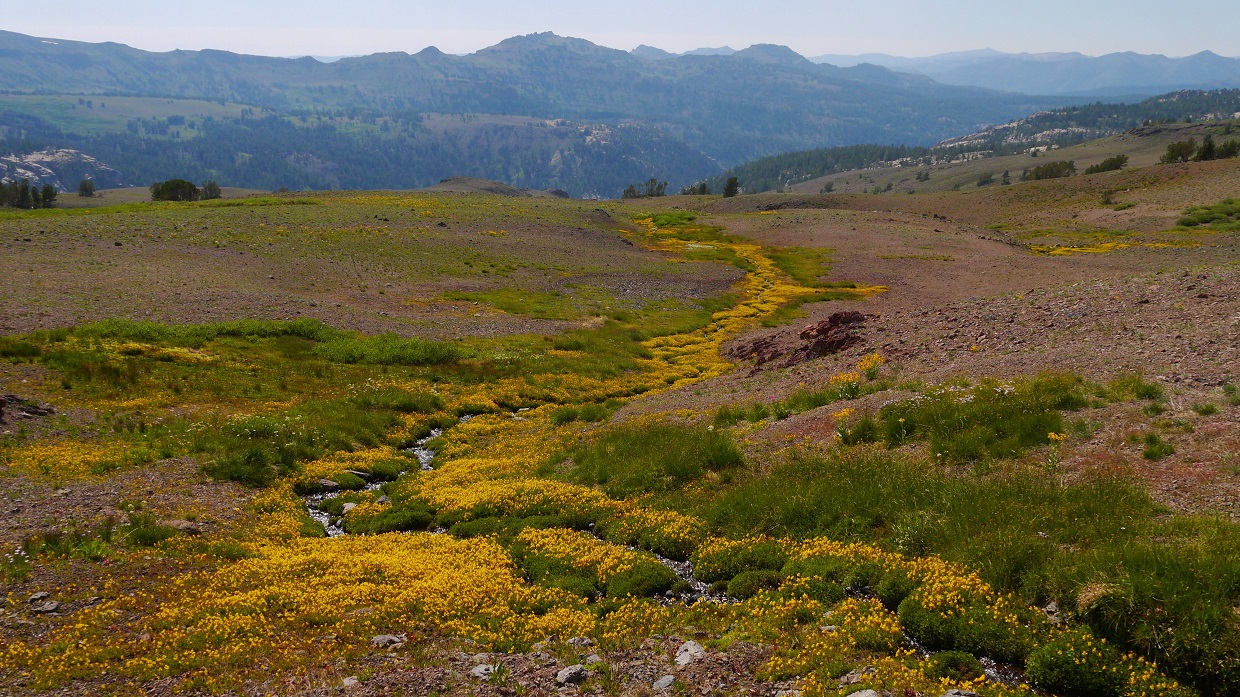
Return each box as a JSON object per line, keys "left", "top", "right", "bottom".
{"left": 1192, "top": 403, "right": 1219, "bottom": 416}
{"left": 875, "top": 570, "right": 918, "bottom": 611}
{"left": 577, "top": 403, "right": 610, "bottom": 422}
{"left": 925, "top": 650, "right": 984, "bottom": 682}
{"left": 206, "top": 448, "right": 286, "bottom": 487}
{"left": 332, "top": 472, "right": 367, "bottom": 490}
{"left": 1027, "top": 161, "right": 1077, "bottom": 180}
{"left": 727, "top": 570, "right": 784, "bottom": 599}
{"left": 898, "top": 593, "right": 1035, "bottom": 663}
{"left": 550, "top": 574, "right": 601, "bottom": 598}
{"left": 1084, "top": 154, "right": 1129, "bottom": 175}
{"left": 606, "top": 563, "right": 678, "bottom": 598}
{"left": 368, "top": 459, "right": 406, "bottom": 480}
{"left": 450, "top": 516, "right": 505, "bottom": 538}
{"left": 1026, "top": 628, "right": 1125, "bottom": 697}
{"left": 343, "top": 504, "right": 434, "bottom": 535}
{"left": 0, "top": 339, "right": 41, "bottom": 359}
{"left": 694, "top": 540, "right": 788, "bottom": 583}
{"left": 551, "top": 407, "right": 579, "bottom": 425}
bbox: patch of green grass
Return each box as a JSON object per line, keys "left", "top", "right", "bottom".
{"left": 679, "top": 243, "right": 756, "bottom": 271}
{"left": 1142, "top": 433, "right": 1175, "bottom": 460}
{"left": 312, "top": 332, "right": 462, "bottom": 365}
{"left": 650, "top": 211, "right": 698, "bottom": 227}
{"left": 715, "top": 379, "right": 891, "bottom": 428}
{"left": 1192, "top": 402, "right": 1219, "bottom": 416}
{"left": 550, "top": 422, "right": 743, "bottom": 499}
{"left": 1178, "top": 198, "right": 1240, "bottom": 229}
{"left": 1099, "top": 372, "right": 1165, "bottom": 402}
{"left": 667, "top": 424, "right": 1240, "bottom": 692}
{"left": 765, "top": 246, "right": 837, "bottom": 287}
{"left": 843, "top": 374, "right": 1085, "bottom": 461}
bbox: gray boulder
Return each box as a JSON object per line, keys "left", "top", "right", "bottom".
{"left": 674, "top": 639, "right": 706, "bottom": 666}
{"left": 653, "top": 675, "right": 676, "bottom": 690}
{"left": 556, "top": 664, "right": 589, "bottom": 685}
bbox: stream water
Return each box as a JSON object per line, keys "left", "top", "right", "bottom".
{"left": 301, "top": 427, "right": 442, "bottom": 537}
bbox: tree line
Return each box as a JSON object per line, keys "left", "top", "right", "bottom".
{"left": 0, "top": 179, "right": 56, "bottom": 209}
{"left": 1160, "top": 134, "right": 1240, "bottom": 164}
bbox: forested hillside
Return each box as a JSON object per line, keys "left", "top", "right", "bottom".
{"left": 0, "top": 31, "right": 1059, "bottom": 196}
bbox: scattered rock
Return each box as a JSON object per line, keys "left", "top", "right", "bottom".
{"left": 776, "top": 691, "right": 803, "bottom": 697}
{"left": 317, "top": 478, "right": 341, "bottom": 491}
{"left": 370, "top": 634, "right": 405, "bottom": 648}
{"left": 471, "top": 653, "right": 492, "bottom": 664}
{"left": 555, "top": 664, "right": 588, "bottom": 685}
{"left": 469, "top": 664, "right": 496, "bottom": 680}
{"left": 845, "top": 691, "right": 880, "bottom": 697}
{"left": 567, "top": 635, "right": 595, "bottom": 648}
{"left": 585, "top": 653, "right": 603, "bottom": 665}
{"left": 341, "top": 502, "right": 357, "bottom": 514}
{"left": 838, "top": 666, "right": 875, "bottom": 686}
{"left": 674, "top": 640, "right": 706, "bottom": 666}
{"left": 163, "top": 520, "right": 200, "bottom": 535}
{"left": 653, "top": 675, "right": 676, "bottom": 690}
{"left": 341, "top": 675, "right": 360, "bottom": 688}
{"left": 28, "top": 592, "right": 49, "bottom": 603}
{"left": 942, "top": 691, "right": 980, "bottom": 697}
{"left": 32, "top": 601, "right": 60, "bottom": 614}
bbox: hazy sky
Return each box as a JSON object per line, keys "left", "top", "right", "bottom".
{"left": 7, "top": 0, "right": 1239, "bottom": 58}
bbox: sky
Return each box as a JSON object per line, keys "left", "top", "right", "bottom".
{"left": 6, "top": 0, "right": 1239, "bottom": 59}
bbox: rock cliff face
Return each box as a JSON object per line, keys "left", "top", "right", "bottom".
{"left": 0, "top": 148, "right": 123, "bottom": 191}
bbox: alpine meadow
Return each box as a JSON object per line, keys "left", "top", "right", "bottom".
{"left": 1, "top": 13, "right": 1239, "bottom": 697}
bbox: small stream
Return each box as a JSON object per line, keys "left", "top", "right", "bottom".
{"left": 302, "top": 427, "right": 443, "bottom": 537}
{"left": 296, "top": 415, "right": 1031, "bottom": 688}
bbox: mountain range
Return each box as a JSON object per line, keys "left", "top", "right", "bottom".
{"left": 3, "top": 30, "right": 1239, "bottom": 197}
{"left": 0, "top": 30, "right": 1061, "bottom": 195}
{"left": 807, "top": 49, "right": 1240, "bottom": 97}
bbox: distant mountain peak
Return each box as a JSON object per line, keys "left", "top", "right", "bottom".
{"left": 735, "top": 44, "right": 809, "bottom": 66}
{"left": 631, "top": 44, "right": 675, "bottom": 61}
{"left": 681, "top": 46, "right": 736, "bottom": 57}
